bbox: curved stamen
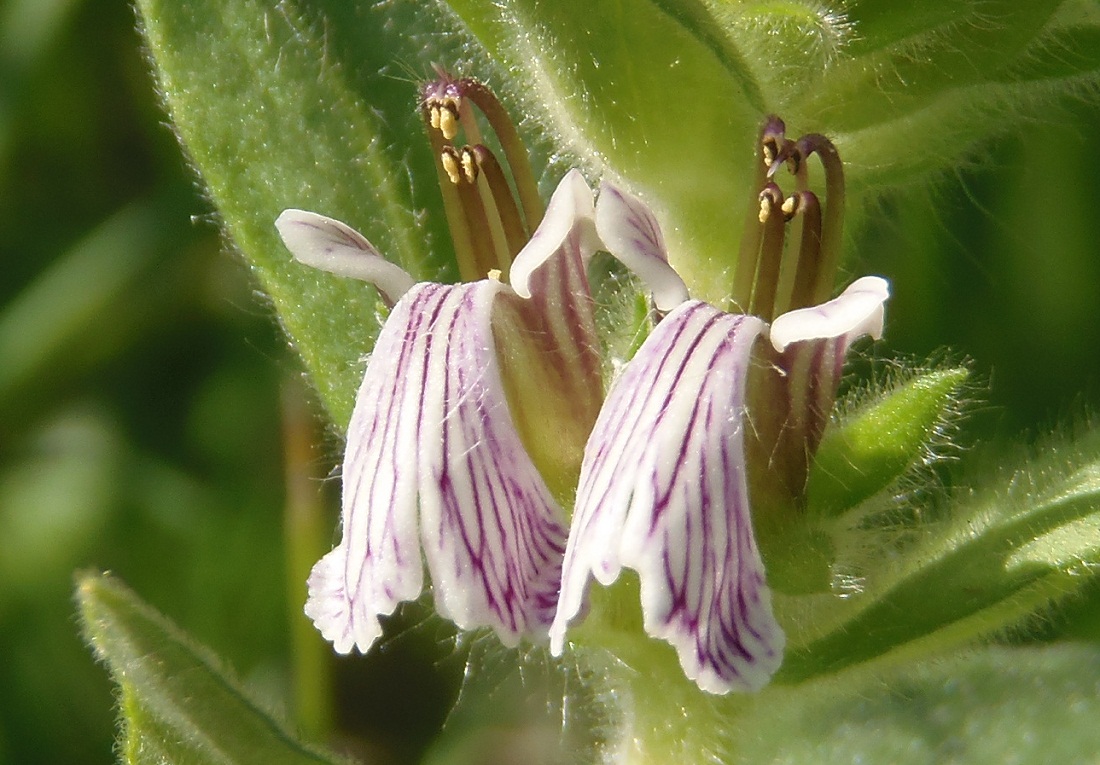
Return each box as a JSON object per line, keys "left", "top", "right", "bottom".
{"left": 795, "top": 134, "right": 845, "bottom": 304}
{"left": 749, "top": 183, "right": 787, "bottom": 322}
{"left": 457, "top": 78, "right": 545, "bottom": 232}
{"left": 733, "top": 117, "right": 785, "bottom": 311}
{"left": 441, "top": 145, "right": 511, "bottom": 277}
{"left": 466, "top": 145, "right": 529, "bottom": 263}
{"left": 782, "top": 191, "right": 823, "bottom": 313}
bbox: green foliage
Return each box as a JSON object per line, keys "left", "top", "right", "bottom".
{"left": 779, "top": 427, "right": 1100, "bottom": 681}
{"left": 808, "top": 367, "right": 968, "bottom": 516}
{"left": 737, "top": 643, "right": 1100, "bottom": 764}
{"left": 133, "top": 0, "right": 464, "bottom": 425}
{"left": 78, "top": 573, "right": 348, "bottom": 765}
{"left": 3, "top": 0, "right": 1097, "bottom": 763}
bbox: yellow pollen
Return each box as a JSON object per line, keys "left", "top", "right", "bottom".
{"left": 758, "top": 196, "right": 772, "bottom": 224}
{"left": 441, "top": 150, "right": 462, "bottom": 185}
{"left": 429, "top": 105, "right": 441, "bottom": 131}
{"left": 781, "top": 196, "right": 797, "bottom": 217}
{"left": 439, "top": 105, "right": 459, "bottom": 140}
{"left": 460, "top": 149, "right": 478, "bottom": 183}
{"left": 487, "top": 268, "right": 503, "bottom": 282}
{"left": 762, "top": 143, "right": 775, "bottom": 167}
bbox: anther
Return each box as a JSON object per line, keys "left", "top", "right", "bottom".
{"left": 758, "top": 195, "right": 771, "bottom": 224}
{"left": 758, "top": 185, "right": 783, "bottom": 223}
{"left": 438, "top": 103, "right": 460, "bottom": 140}
{"left": 761, "top": 115, "right": 787, "bottom": 168}
{"left": 781, "top": 195, "right": 798, "bottom": 220}
{"left": 440, "top": 147, "right": 463, "bottom": 185}
{"left": 460, "top": 147, "right": 478, "bottom": 183}
{"left": 763, "top": 138, "right": 795, "bottom": 179}
{"left": 762, "top": 140, "right": 777, "bottom": 168}
{"left": 421, "top": 72, "right": 465, "bottom": 140}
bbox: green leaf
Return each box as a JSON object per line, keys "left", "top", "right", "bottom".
{"left": 677, "top": 1, "right": 1100, "bottom": 195}
{"left": 798, "top": 1, "right": 1063, "bottom": 131}
{"left": 808, "top": 367, "right": 968, "bottom": 516}
{"left": 552, "top": 638, "right": 1100, "bottom": 764}
{"left": 739, "top": 644, "right": 1100, "bottom": 764}
{"left": 778, "top": 429, "right": 1100, "bottom": 682}
{"left": 134, "top": 0, "right": 460, "bottom": 425}
{"left": 77, "top": 573, "right": 349, "bottom": 765}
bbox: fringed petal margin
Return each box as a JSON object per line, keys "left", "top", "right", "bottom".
{"left": 305, "top": 281, "right": 568, "bottom": 653}
{"left": 551, "top": 301, "right": 784, "bottom": 693}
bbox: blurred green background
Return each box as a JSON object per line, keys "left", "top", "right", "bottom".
{"left": 1, "top": 1, "right": 1099, "bottom": 764}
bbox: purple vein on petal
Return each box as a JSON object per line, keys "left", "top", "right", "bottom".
{"left": 552, "top": 300, "right": 784, "bottom": 693}
{"left": 305, "top": 281, "right": 568, "bottom": 654}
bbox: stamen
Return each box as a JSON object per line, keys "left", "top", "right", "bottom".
{"left": 783, "top": 191, "right": 823, "bottom": 312}
{"left": 457, "top": 78, "right": 544, "bottom": 232}
{"left": 749, "top": 183, "right": 787, "bottom": 322}
{"left": 420, "top": 71, "right": 546, "bottom": 278}
{"left": 733, "top": 117, "right": 783, "bottom": 312}
{"left": 453, "top": 165, "right": 509, "bottom": 277}
{"left": 467, "top": 145, "right": 528, "bottom": 261}
{"left": 795, "top": 134, "right": 845, "bottom": 304}
{"left": 460, "top": 145, "right": 522, "bottom": 276}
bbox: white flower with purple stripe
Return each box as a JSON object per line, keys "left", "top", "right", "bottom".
{"left": 277, "top": 94, "right": 888, "bottom": 695}
{"left": 547, "top": 182, "right": 890, "bottom": 693}
{"left": 277, "top": 169, "right": 602, "bottom": 653}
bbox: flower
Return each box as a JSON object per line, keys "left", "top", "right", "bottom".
{"left": 283, "top": 79, "right": 889, "bottom": 697}
{"left": 276, "top": 75, "right": 604, "bottom": 654}
{"left": 545, "top": 122, "right": 889, "bottom": 693}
